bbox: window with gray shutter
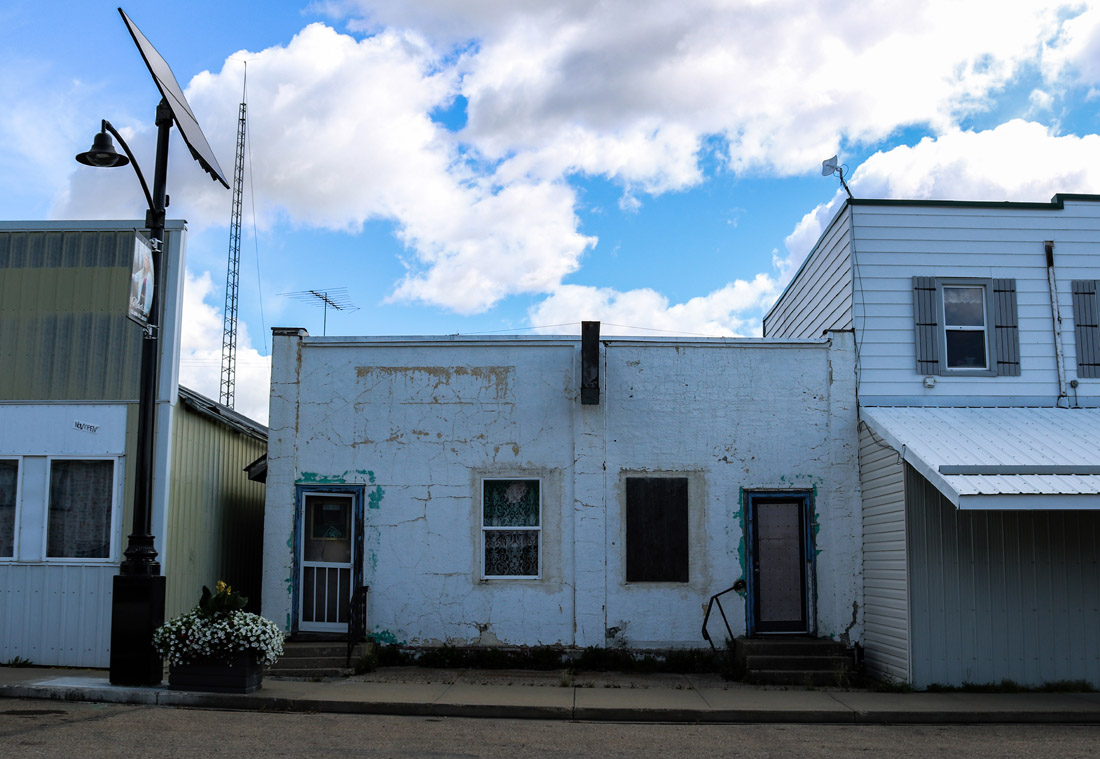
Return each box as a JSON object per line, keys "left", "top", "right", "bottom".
{"left": 912, "top": 277, "right": 1019, "bottom": 376}
{"left": 992, "top": 279, "right": 1021, "bottom": 376}
{"left": 1072, "top": 280, "right": 1100, "bottom": 379}
{"left": 913, "top": 277, "right": 941, "bottom": 374}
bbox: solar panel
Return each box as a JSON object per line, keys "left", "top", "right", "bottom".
{"left": 119, "top": 8, "right": 229, "bottom": 188}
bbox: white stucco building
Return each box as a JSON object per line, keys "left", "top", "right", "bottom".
{"left": 261, "top": 328, "right": 861, "bottom": 651}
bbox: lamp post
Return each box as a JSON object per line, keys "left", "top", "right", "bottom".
{"left": 76, "top": 8, "right": 228, "bottom": 685}
{"left": 76, "top": 99, "right": 173, "bottom": 685}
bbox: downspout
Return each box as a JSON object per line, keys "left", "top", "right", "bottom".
{"left": 1045, "top": 241, "right": 1070, "bottom": 408}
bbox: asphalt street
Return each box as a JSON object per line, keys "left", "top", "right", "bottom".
{"left": 2, "top": 699, "right": 1100, "bottom": 758}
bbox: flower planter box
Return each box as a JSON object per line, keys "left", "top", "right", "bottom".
{"left": 168, "top": 652, "right": 265, "bottom": 694}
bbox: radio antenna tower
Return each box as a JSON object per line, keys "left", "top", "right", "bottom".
{"left": 220, "top": 63, "right": 248, "bottom": 408}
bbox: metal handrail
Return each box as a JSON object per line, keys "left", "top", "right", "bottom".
{"left": 346, "top": 585, "right": 369, "bottom": 667}
{"left": 701, "top": 584, "right": 738, "bottom": 650}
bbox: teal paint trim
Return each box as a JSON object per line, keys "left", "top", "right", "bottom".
{"left": 811, "top": 484, "right": 822, "bottom": 556}
{"left": 369, "top": 629, "right": 405, "bottom": 646}
{"left": 298, "top": 470, "right": 379, "bottom": 485}
{"left": 297, "top": 472, "right": 347, "bottom": 484}
{"left": 368, "top": 485, "right": 384, "bottom": 509}
{"left": 735, "top": 488, "right": 746, "bottom": 599}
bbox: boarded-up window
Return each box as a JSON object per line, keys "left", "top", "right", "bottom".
{"left": 47, "top": 459, "right": 113, "bottom": 559}
{"left": 625, "top": 477, "right": 689, "bottom": 582}
{"left": 0, "top": 460, "right": 16, "bottom": 557}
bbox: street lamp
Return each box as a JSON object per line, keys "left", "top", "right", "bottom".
{"left": 75, "top": 8, "right": 228, "bottom": 687}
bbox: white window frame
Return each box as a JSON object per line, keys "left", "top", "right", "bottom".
{"left": 42, "top": 456, "right": 122, "bottom": 564}
{"left": 0, "top": 457, "right": 21, "bottom": 561}
{"left": 936, "top": 279, "right": 996, "bottom": 376}
{"left": 480, "top": 477, "right": 542, "bottom": 580}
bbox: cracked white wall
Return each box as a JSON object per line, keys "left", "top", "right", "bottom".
{"left": 262, "top": 332, "right": 861, "bottom": 649}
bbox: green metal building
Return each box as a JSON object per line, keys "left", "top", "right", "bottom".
{"left": 0, "top": 220, "right": 266, "bottom": 667}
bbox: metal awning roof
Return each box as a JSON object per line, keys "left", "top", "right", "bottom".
{"left": 860, "top": 406, "right": 1100, "bottom": 509}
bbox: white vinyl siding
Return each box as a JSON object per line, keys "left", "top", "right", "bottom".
{"left": 764, "top": 208, "right": 853, "bottom": 338}
{"left": 858, "top": 422, "right": 909, "bottom": 683}
{"left": 850, "top": 201, "right": 1100, "bottom": 404}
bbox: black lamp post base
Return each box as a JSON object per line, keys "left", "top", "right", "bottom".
{"left": 109, "top": 574, "right": 166, "bottom": 686}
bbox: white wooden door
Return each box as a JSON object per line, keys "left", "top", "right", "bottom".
{"left": 298, "top": 493, "right": 354, "bottom": 633}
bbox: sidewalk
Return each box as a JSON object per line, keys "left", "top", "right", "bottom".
{"left": 3, "top": 665, "right": 1100, "bottom": 724}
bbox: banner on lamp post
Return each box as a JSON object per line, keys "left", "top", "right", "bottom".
{"left": 127, "top": 233, "right": 154, "bottom": 327}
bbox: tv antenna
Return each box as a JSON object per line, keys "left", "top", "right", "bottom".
{"left": 821, "top": 155, "right": 853, "bottom": 199}
{"left": 220, "top": 62, "right": 248, "bottom": 409}
{"left": 280, "top": 288, "right": 359, "bottom": 336}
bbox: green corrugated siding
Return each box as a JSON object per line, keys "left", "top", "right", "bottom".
{"left": 0, "top": 229, "right": 179, "bottom": 400}
{"left": 165, "top": 402, "right": 267, "bottom": 618}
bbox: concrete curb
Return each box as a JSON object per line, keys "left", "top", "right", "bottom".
{"left": 4, "top": 677, "right": 1100, "bottom": 725}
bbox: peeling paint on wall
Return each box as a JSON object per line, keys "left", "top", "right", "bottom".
{"left": 297, "top": 470, "right": 379, "bottom": 485}
{"left": 368, "top": 485, "right": 384, "bottom": 509}
{"left": 355, "top": 365, "right": 514, "bottom": 401}
{"left": 369, "top": 628, "right": 405, "bottom": 646}
{"left": 297, "top": 472, "right": 346, "bottom": 484}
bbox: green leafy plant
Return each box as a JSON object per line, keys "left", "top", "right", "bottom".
{"left": 198, "top": 581, "right": 248, "bottom": 616}
{"left": 153, "top": 581, "right": 284, "bottom": 667}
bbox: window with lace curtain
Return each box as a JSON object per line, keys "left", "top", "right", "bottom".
{"left": 47, "top": 459, "right": 114, "bottom": 559}
{"left": 481, "top": 478, "right": 540, "bottom": 579}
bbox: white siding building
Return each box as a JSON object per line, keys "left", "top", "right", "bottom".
{"left": 765, "top": 194, "right": 1100, "bottom": 687}
{"left": 261, "top": 329, "right": 862, "bottom": 651}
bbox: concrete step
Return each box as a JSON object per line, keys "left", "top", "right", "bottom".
{"left": 736, "top": 637, "right": 849, "bottom": 657}
{"left": 269, "top": 656, "right": 353, "bottom": 669}
{"left": 267, "top": 641, "right": 366, "bottom": 679}
{"left": 743, "top": 654, "right": 854, "bottom": 672}
{"left": 279, "top": 643, "right": 353, "bottom": 658}
{"left": 732, "top": 637, "right": 856, "bottom": 685}
{"left": 266, "top": 667, "right": 353, "bottom": 679}
{"left": 745, "top": 669, "right": 855, "bottom": 687}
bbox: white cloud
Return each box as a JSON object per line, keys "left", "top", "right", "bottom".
{"left": 44, "top": 2, "right": 1100, "bottom": 319}
{"left": 545, "top": 120, "right": 1100, "bottom": 341}
{"left": 336, "top": 0, "right": 1081, "bottom": 179}
{"left": 1042, "top": 4, "right": 1100, "bottom": 86}
{"left": 1029, "top": 88, "right": 1055, "bottom": 112}
{"left": 528, "top": 275, "right": 780, "bottom": 338}
{"left": 54, "top": 23, "right": 595, "bottom": 315}
{"left": 849, "top": 120, "right": 1100, "bottom": 201}
{"left": 178, "top": 270, "right": 271, "bottom": 425}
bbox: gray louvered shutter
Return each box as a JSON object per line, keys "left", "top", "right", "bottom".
{"left": 913, "top": 276, "right": 940, "bottom": 374}
{"left": 992, "top": 278, "right": 1020, "bottom": 376}
{"left": 1072, "top": 280, "right": 1100, "bottom": 379}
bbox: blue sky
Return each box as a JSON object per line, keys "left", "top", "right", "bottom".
{"left": 3, "top": 1, "right": 1100, "bottom": 421}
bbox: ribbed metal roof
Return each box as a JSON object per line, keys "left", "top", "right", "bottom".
{"left": 861, "top": 406, "right": 1100, "bottom": 509}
